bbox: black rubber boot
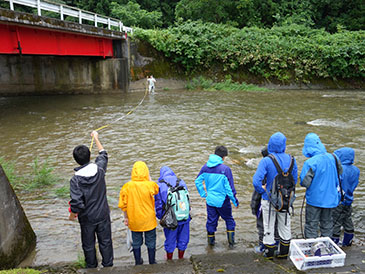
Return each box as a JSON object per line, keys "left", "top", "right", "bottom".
{"left": 227, "top": 231, "right": 235, "bottom": 247}
{"left": 133, "top": 248, "right": 143, "bottom": 265}
{"left": 277, "top": 239, "right": 290, "bottom": 259}
{"left": 207, "top": 232, "right": 215, "bottom": 246}
{"left": 263, "top": 244, "right": 276, "bottom": 260}
{"left": 148, "top": 248, "right": 157, "bottom": 264}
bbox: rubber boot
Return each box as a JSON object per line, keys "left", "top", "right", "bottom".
{"left": 277, "top": 239, "right": 290, "bottom": 259}
{"left": 331, "top": 237, "right": 340, "bottom": 245}
{"left": 178, "top": 249, "right": 185, "bottom": 259}
{"left": 166, "top": 252, "right": 173, "bottom": 260}
{"left": 227, "top": 231, "right": 235, "bottom": 247}
{"left": 254, "top": 243, "right": 265, "bottom": 254}
{"left": 342, "top": 232, "right": 354, "bottom": 247}
{"left": 263, "top": 244, "right": 276, "bottom": 260}
{"left": 148, "top": 248, "right": 157, "bottom": 264}
{"left": 207, "top": 232, "right": 215, "bottom": 246}
{"left": 133, "top": 248, "right": 143, "bottom": 265}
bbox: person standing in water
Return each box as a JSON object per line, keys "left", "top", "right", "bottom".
{"left": 195, "top": 145, "right": 239, "bottom": 247}
{"left": 147, "top": 75, "right": 156, "bottom": 93}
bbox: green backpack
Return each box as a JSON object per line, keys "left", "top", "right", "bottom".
{"left": 161, "top": 178, "right": 190, "bottom": 221}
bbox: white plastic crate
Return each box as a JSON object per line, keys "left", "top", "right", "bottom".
{"left": 289, "top": 237, "right": 346, "bottom": 270}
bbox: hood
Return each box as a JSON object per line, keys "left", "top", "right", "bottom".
{"left": 207, "top": 154, "right": 223, "bottom": 168}
{"left": 158, "top": 166, "right": 177, "bottom": 183}
{"left": 334, "top": 147, "right": 355, "bottom": 165}
{"left": 267, "top": 132, "right": 286, "bottom": 154}
{"left": 131, "top": 161, "right": 150, "bottom": 181}
{"left": 302, "top": 133, "right": 327, "bottom": 158}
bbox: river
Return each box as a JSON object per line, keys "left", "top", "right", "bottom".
{"left": 0, "top": 88, "right": 364, "bottom": 266}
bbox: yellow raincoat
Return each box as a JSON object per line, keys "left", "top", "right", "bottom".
{"left": 119, "top": 161, "right": 159, "bottom": 232}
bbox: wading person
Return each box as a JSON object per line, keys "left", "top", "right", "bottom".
{"left": 300, "top": 133, "right": 342, "bottom": 239}
{"left": 252, "top": 132, "right": 298, "bottom": 260}
{"left": 68, "top": 131, "right": 113, "bottom": 268}
{"left": 332, "top": 147, "right": 359, "bottom": 246}
{"left": 147, "top": 75, "right": 156, "bottom": 93}
{"left": 195, "top": 145, "right": 239, "bottom": 247}
{"left": 119, "top": 161, "right": 159, "bottom": 265}
{"left": 155, "top": 166, "right": 191, "bottom": 260}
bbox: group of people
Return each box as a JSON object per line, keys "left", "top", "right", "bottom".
{"left": 68, "top": 130, "right": 359, "bottom": 268}
{"left": 251, "top": 132, "right": 360, "bottom": 260}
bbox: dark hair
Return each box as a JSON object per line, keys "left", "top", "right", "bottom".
{"left": 261, "top": 146, "right": 269, "bottom": 158}
{"left": 73, "top": 145, "right": 90, "bottom": 165}
{"left": 215, "top": 145, "right": 228, "bottom": 158}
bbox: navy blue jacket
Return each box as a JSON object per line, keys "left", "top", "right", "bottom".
{"left": 69, "top": 150, "right": 110, "bottom": 225}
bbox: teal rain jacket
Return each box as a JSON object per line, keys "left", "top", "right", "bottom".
{"left": 195, "top": 154, "right": 238, "bottom": 208}
{"left": 300, "top": 133, "right": 341, "bottom": 208}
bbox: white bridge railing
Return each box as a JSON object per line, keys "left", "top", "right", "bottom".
{"left": 5, "top": 0, "right": 133, "bottom": 34}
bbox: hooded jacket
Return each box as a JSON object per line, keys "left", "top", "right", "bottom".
{"left": 334, "top": 147, "right": 360, "bottom": 206}
{"left": 69, "top": 150, "right": 110, "bottom": 225}
{"left": 155, "top": 166, "right": 190, "bottom": 224}
{"left": 300, "top": 133, "right": 341, "bottom": 208}
{"left": 195, "top": 154, "right": 238, "bottom": 208}
{"left": 253, "top": 132, "right": 298, "bottom": 201}
{"left": 119, "top": 161, "right": 159, "bottom": 232}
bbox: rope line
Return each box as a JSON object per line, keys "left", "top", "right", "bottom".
{"left": 89, "top": 86, "right": 149, "bottom": 150}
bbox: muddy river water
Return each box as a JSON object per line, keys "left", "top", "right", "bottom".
{"left": 0, "top": 88, "right": 364, "bottom": 266}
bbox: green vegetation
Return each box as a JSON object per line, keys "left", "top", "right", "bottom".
{"left": 0, "top": 157, "right": 64, "bottom": 192}
{"left": 186, "top": 76, "right": 268, "bottom": 92}
{"left": 74, "top": 253, "right": 86, "bottom": 269}
{"left": 135, "top": 22, "right": 365, "bottom": 82}
{"left": 2, "top": 0, "right": 364, "bottom": 83}
{"left": 0, "top": 269, "right": 41, "bottom": 274}
{"left": 0, "top": 157, "right": 24, "bottom": 188}
{"left": 54, "top": 184, "right": 70, "bottom": 198}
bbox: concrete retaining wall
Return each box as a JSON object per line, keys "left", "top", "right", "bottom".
{"left": 0, "top": 165, "right": 36, "bottom": 269}
{"left": 0, "top": 55, "right": 129, "bottom": 95}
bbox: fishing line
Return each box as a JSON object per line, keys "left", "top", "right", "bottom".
{"left": 89, "top": 86, "right": 149, "bottom": 150}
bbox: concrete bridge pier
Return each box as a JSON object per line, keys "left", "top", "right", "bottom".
{"left": 0, "top": 165, "right": 36, "bottom": 269}
{"left": 0, "top": 54, "right": 129, "bottom": 95}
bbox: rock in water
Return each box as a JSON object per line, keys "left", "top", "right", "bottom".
{"left": 0, "top": 165, "right": 36, "bottom": 269}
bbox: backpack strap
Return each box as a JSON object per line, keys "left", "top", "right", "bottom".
{"left": 159, "top": 179, "right": 173, "bottom": 188}
{"left": 268, "top": 154, "right": 294, "bottom": 175}
{"left": 332, "top": 153, "right": 344, "bottom": 202}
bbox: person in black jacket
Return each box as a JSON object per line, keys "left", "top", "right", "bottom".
{"left": 69, "top": 131, "right": 113, "bottom": 268}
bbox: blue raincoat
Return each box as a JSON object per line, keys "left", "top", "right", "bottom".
{"left": 253, "top": 132, "right": 298, "bottom": 200}
{"left": 334, "top": 147, "right": 360, "bottom": 206}
{"left": 155, "top": 166, "right": 190, "bottom": 224}
{"left": 155, "top": 166, "right": 190, "bottom": 253}
{"left": 300, "top": 133, "right": 341, "bottom": 208}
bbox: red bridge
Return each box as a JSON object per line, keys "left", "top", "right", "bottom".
{"left": 0, "top": 0, "right": 133, "bottom": 95}
{"left": 0, "top": 0, "right": 132, "bottom": 57}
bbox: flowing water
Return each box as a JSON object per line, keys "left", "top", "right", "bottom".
{"left": 0, "top": 89, "right": 364, "bottom": 266}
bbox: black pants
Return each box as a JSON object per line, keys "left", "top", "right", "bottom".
{"left": 80, "top": 219, "right": 113, "bottom": 268}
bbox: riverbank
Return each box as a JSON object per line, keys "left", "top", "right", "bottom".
{"left": 129, "top": 78, "right": 365, "bottom": 92}
{"left": 31, "top": 245, "right": 365, "bottom": 274}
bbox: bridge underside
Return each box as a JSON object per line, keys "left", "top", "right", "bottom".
{"left": 0, "top": 23, "right": 114, "bottom": 57}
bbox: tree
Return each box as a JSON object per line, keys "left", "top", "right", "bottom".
{"left": 110, "top": 1, "right": 162, "bottom": 28}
